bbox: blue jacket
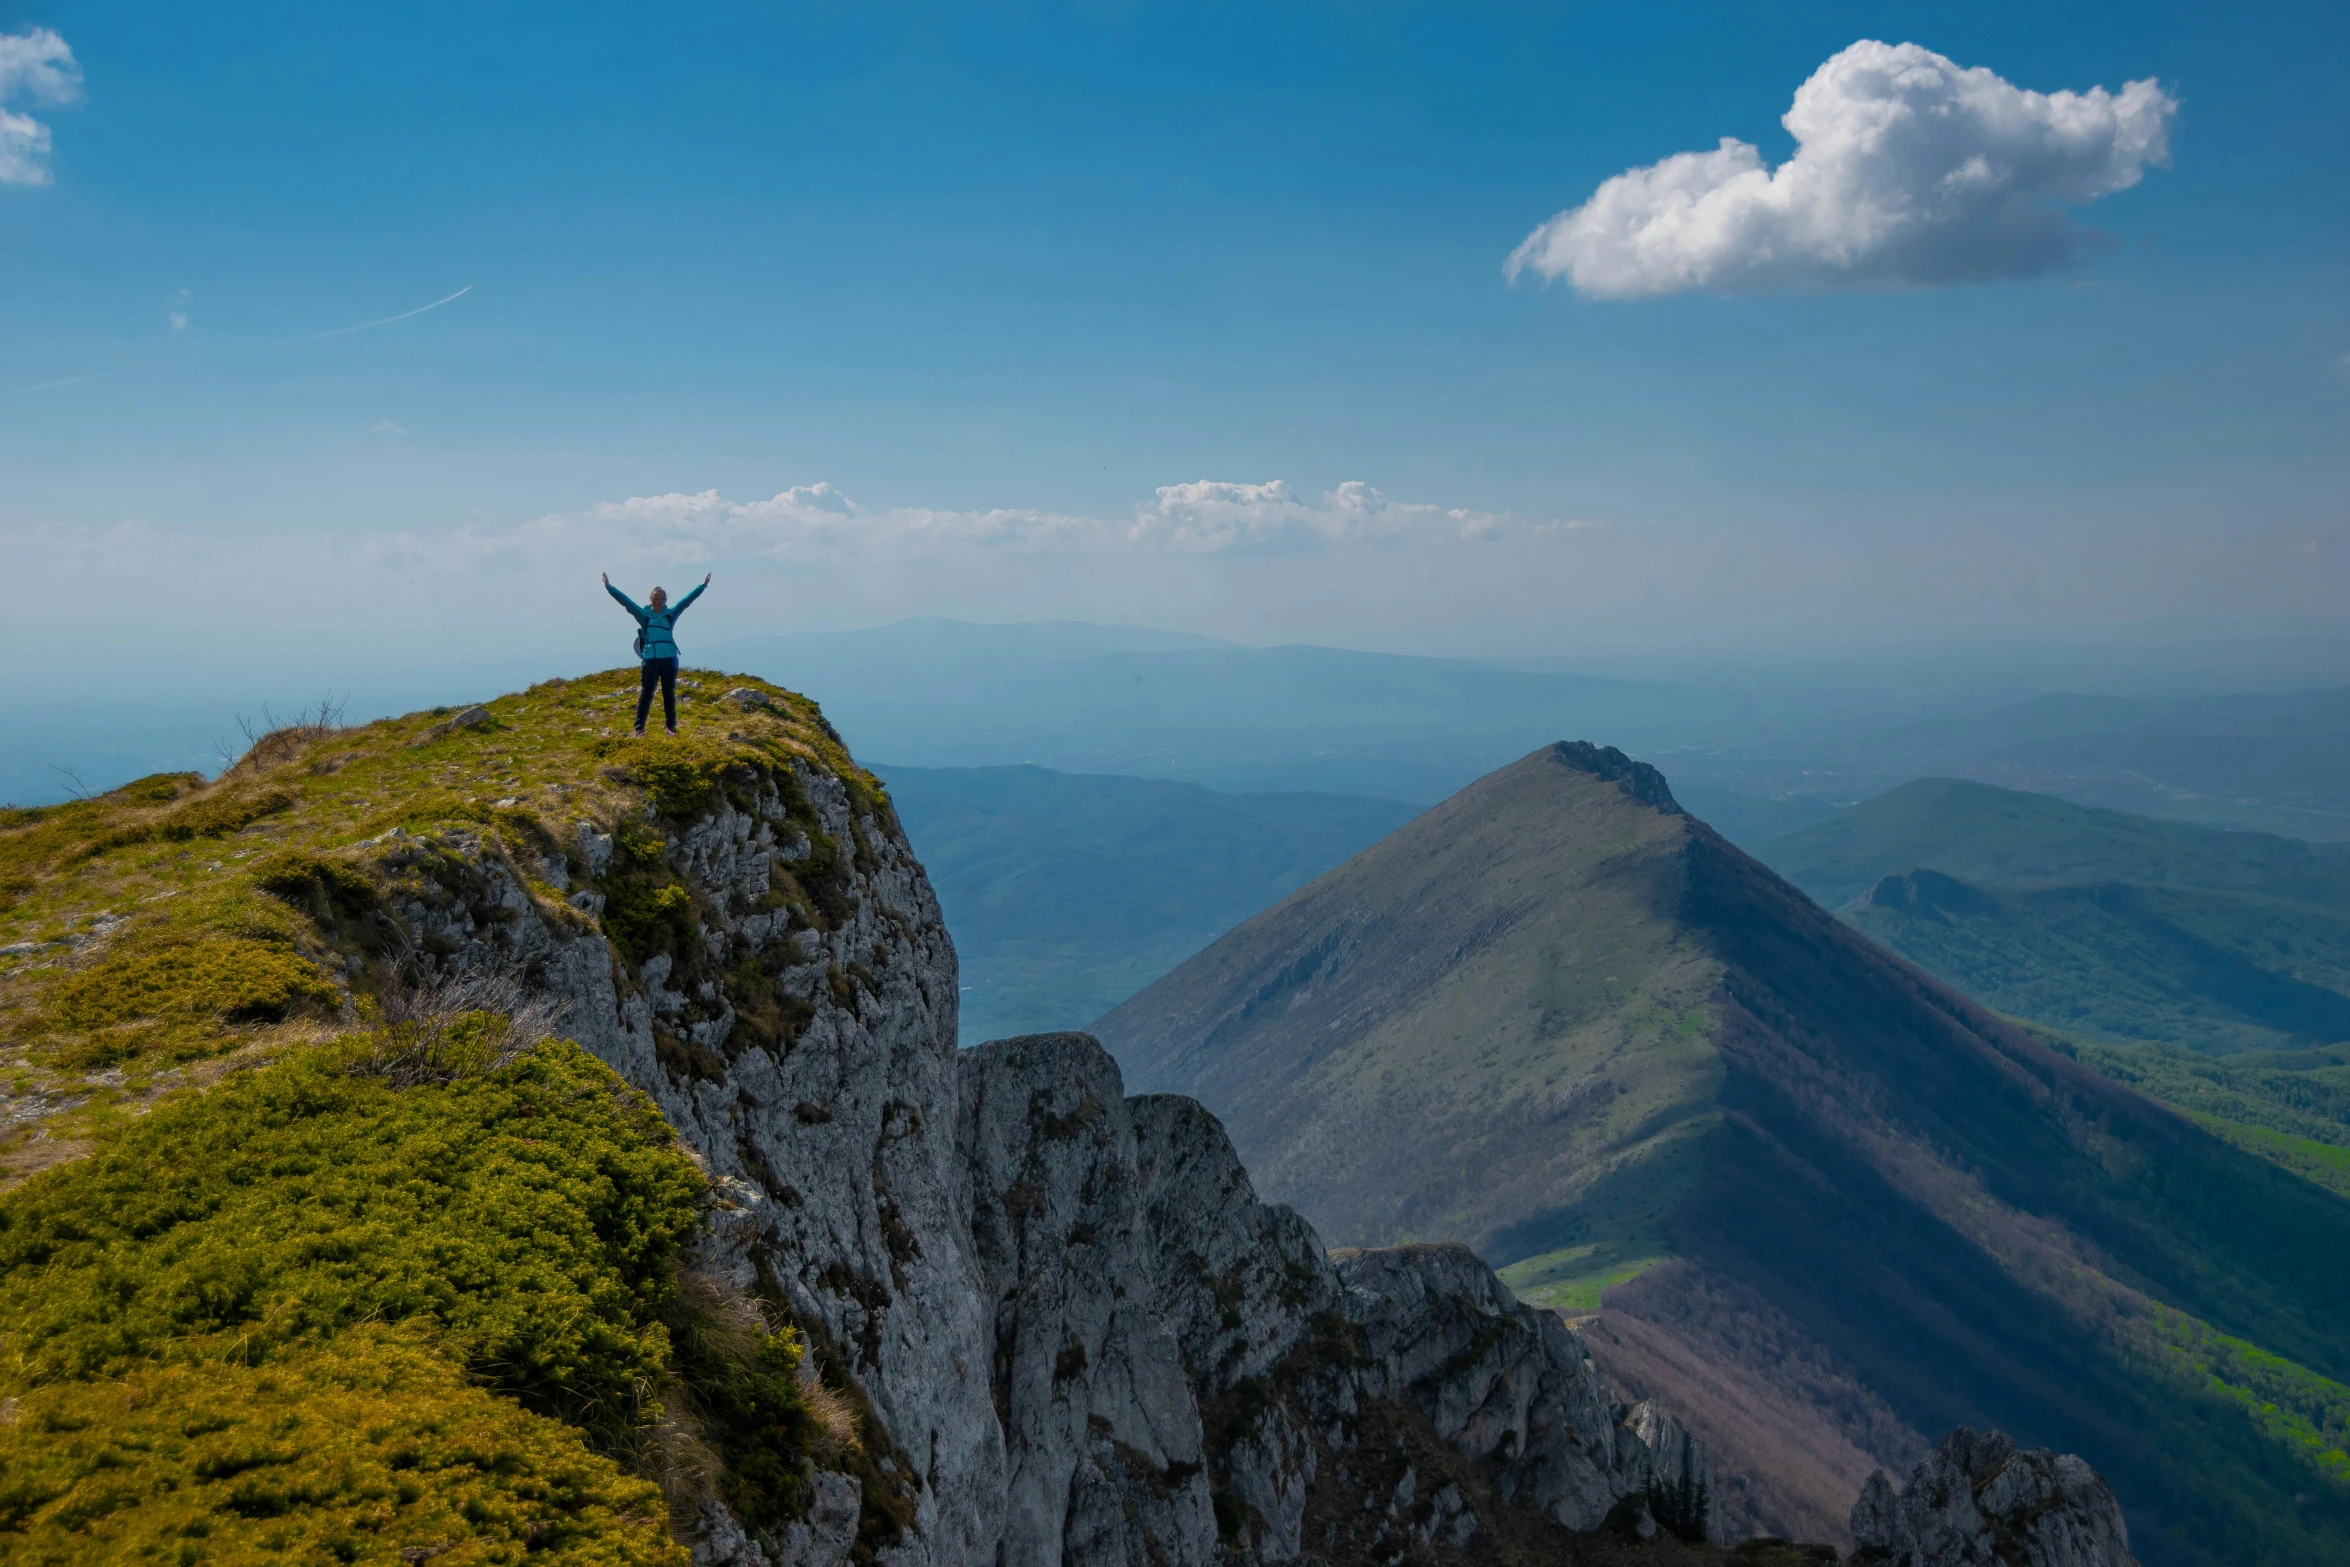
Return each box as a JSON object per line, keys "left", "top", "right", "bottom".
{"left": 607, "top": 581, "right": 704, "bottom": 661}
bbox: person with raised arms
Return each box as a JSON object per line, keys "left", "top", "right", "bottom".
{"left": 602, "top": 571, "right": 710, "bottom": 736}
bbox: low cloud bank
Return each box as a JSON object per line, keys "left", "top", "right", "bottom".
{"left": 1508, "top": 40, "right": 2176, "bottom": 298}
{"left": 9, "top": 475, "right": 2334, "bottom": 668}
{"left": 571, "top": 478, "right": 1572, "bottom": 563}
{"left": 0, "top": 477, "right": 1610, "bottom": 662}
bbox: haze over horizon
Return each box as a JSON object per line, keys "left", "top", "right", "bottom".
{"left": 4, "top": 1, "right": 2344, "bottom": 675}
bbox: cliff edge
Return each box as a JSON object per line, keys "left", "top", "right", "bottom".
{"left": 0, "top": 673, "right": 1719, "bottom": 1565}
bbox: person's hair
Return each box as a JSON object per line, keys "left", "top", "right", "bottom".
{"left": 649, "top": 586, "right": 668, "bottom": 607}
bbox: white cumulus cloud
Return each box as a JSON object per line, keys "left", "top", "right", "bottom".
{"left": 1507, "top": 40, "right": 2177, "bottom": 298}
{"left": 0, "top": 27, "right": 81, "bottom": 187}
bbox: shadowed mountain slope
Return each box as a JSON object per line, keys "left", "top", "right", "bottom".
{"left": 1096, "top": 744, "right": 2350, "bottom": 1566}
{"left": 1844, "top": 869, "right": 2350, "bottom": 1054}
{"left": 1757, "top": 779, "right": 2350, "bottom": 1054}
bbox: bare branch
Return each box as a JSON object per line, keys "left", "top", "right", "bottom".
{"left": 346, "top": 949, "right": 567, "bottom": 1086}
{"left": 229, "top": 693, "right": 352, "bottom": 776}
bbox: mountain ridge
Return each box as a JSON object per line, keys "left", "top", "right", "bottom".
{"left": 1098, "top": 742, "right": 2350, "bottom": 1564}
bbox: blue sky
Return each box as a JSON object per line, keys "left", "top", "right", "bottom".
{"left": 3, "top": 0, "right": 2345, "bottom": 671}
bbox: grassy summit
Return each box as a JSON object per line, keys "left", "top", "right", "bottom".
{"left": 0, "top": 671, "right": 880, "bottom": 1563}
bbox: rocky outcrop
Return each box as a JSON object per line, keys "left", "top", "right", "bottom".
{"left": 1549, "top": 739, "right": 1681, "bottom": 814}
{"left": 1850, "top": 1428, "right": 2136, "bottom": 1567}
{"left": 968, "top": 1037, "right": 1709, "bottom": 1565}
{"left": 378, "top": 712, "right": 1713, "bottom": 1565}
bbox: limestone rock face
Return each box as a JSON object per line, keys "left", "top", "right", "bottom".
{"left": 1850, "top": 1428, "right": 2137, "bottom": 1567}
{"left": 967, "top": 1037, "right": 1712, "bottom": 1564}
{"left": 958, "top": 1035, "right": 1216, "bottom": 1567}
{"left": 391, "top": 741, "right": 1714, "bottom": 1565}
{"left": 385, "top": 754, "right": 1002, "bottom": 1565}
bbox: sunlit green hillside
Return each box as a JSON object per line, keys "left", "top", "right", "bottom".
{"left": 0, "top": 672, "right": 879, "bottom": 1563}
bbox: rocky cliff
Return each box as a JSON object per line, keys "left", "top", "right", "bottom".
{"left": 0, "top": 676, "right": 2172, "bottom": 1567}
{"left": 194, "top": 677, "right": 1713, "bottom": 1564}
{"left": 1850, "top": 1428, "right": 2137, "bottom": 1567}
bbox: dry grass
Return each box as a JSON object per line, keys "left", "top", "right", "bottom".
{"left": 222, "top": 696, "right": 348, "bottom": 777}
{"left": 343, "top": 958, "right": 566, "bottom": 1087}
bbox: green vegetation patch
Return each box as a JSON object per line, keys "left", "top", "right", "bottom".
{"left": 1497, "top": 1242, "right": 1668, "bottom": 1315}
{"left": 0, "top": 1031, "right": 850, "bottom": 1561}
{"left": 1, "top": 1039, "right": 702, "bottom": 1431}
{"left": 2054, "top": 1032, "right": 2350, "bottom": 1147}
{"left": 2129, "top": 1302, "right": 2350, "bottom": 1488}
{"left": 108, "top": 788, "right": 298, "bottom": 853}
{"left": 597, "top": 736, "right": 742, "bottom": 823}
{"left": 38, "top": 938, "right": 340, "bottom": 1069}
{"left": 2186, "top": 1114, "right": 2350, "bottom": 1201}
{"left": 600, "top": 821, "right": 700, "bottom": 966}
{"left": 0, "top": 1328, "right": 681, "bottom": 1564}
{"left": 252, "top": 849, "right": 382, "bottom": 921}
{"left": 2048, "top": 1028, "right": 2350, "bottom": 1203}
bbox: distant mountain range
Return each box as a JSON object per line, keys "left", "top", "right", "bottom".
{"left": 1757, "top": 779, "right": 2350, "bottom": 1054}
{"left": 715, "top": 621, "right": 2350, "bottom": 840}
{"left": 12, "top": 618, "right": 2347, "bottom": 851}
{"left": 1762, "top": 687, "right": 2350, "bottom": 842}
{"left": 877, "top": 764, "right": 1417, "bottom": 1044}
{"left": 1095, "top": 743, "right": 2350, "bottom": 1565}
{"left": 719, "top": 620, "right": 1743, "bottom": 804}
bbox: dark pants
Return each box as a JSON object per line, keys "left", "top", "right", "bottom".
{"left": 636, "top": 657, "right": 678, "bottom": 732}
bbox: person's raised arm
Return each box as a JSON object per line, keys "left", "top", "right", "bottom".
{"left": 603, "top": 574, "right": 645, "bottom": 618}
{"left": 669, "top": 573, "right": 710, "bottom": 618}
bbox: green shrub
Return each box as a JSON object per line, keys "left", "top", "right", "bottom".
{"left": 37, "top": 937, "right": 340, "bottom": 1068}
{"left": 0, "top": 1039, "right": 720, "bottom": 1560}
{"left": 253, "top": 850, "right": 380, "bottom": 918}
{"left": 599, "top": 824, "right": 699, "bottom": 964}
{"left": 605, "top": 883, "right": 697, "bottom": 965}
{"left": 658, "top": 1276, "right": 836, "bottom": 1535}
{"left": 0, "top": 1041, "right": 701, "bottom": 1431}
{"left": 0, "top": 1328, "right": 684, "bottom": 1564}
{"left": 599, "top": 739, "right": 740, "bottom": 822}
{"left": 102, "top": 771, "right": 205, "bottom": 808}
{"left": 87, "top": 788, "right": 297, "bottom": 858}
